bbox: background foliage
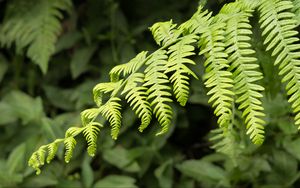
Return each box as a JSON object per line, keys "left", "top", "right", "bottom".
{"left": 2, "top": 0, "right": 300, "bottom": 187}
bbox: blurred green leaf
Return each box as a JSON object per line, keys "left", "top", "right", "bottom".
{"left": 103, "top": 146, "right": 140, "bottom": 173}
{"left": 71, "top": 45, "right": 97, "bottom": 79}
{"left": 284, "top": 138, "right": 300, "bottom": 161}
{"left": 55, "top": 31, "right": 82, "bottom": 53}
{"left": 22, "top": 173, "right": 58, "bottom": 187}
{"left": 82, "top": 154, "right": 94, "bottom": 188}
{"left": 3, "top": 90, "right": 44, "bottom": 124}
{"left": 0, "top": 102, "right": 17, "bottom": 125}
{"left": 0, "top": 172, "right": 23, "bottom": 187}
{"left": 93, "top": 175, "right": 137, "bottom": 188}
{"left": 176, "top": 160, "right": 229, "bottom": 187}
{"left": 43, "top": 85, "right": 75, "bottom": 110}
{"left": 265, "top": 150, "right": 300, "bottom": 186}
{"left": 154, "top": 160, "right": 173, "bottom": 188}
{"left": 6, "top": 143, "right": 26, "bottom": 174}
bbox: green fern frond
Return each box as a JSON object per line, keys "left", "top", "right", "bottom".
{"left": 200, "top": 22, "right": 234, "bottom": 128}
{"left": 144, "top": 50, "right": 173, "bottom": 135}
{"left": 166, "top": 34, "right": 198, "bottom": 106}
{"left": 121, "top": 73, "right": 152, "bottom": 132}
{"left": 150, "top": 20, "right": 180, "bottom": 46}
{"left": 64, "top": 137, "right": 76, "bottom": 163}
{"left": 93, "top": 80, "right": 123, "bottom": 106}
{"left": 179, "top": 6, "right": 212, "bottom": 35}
{"left": 210, "top": 127, "right": 240, "bottom": 159}
{"left": 83, "top": 123, "right": 102, "bottom": 156}
{"left": 81, "top": 108, "right": 101, "bottom": 126}
{"left": 0, "top": 0, "right": 72, "bottom": 73}
{"left": 46, "top": 142, "right": 58, "bottom": 164}
{"left": 259, "top": 0, "right": 300, "bottom": 128}
{"left": 224, "top": 6, "right": 265, "bottom": 144}
{"left": 110, "top": 51, "right": 148, "bottom": 78}
{"left": 28, "top": 152, "right": 42, "bottom": 175}
{"left": 65, "top": 127, "right": 84, "bottom": 137}
{"left": 37, "top": 148, "right": 46, "bottom": 166}
{"left": 99, "top": 97, "right": 122, "bottom": 139}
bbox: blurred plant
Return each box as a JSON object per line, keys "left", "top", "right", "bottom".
{"left": 2, "top": 0, "right": 300, "bottom": 188}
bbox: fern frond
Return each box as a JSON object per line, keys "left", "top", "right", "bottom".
{"left": 144, "top": 50, "right": 173, "bottom": 135}
{"left": 93, "top": 80, "right": 123, "bottom": 106}
{"left": 65, "top": 127, "right": 84, "bottom": 137}
{"left": 46, "top": 142, "right": 58, "bottom": 163}
{"left": 179, "top": 6, "right": 212, "bottom": 34}
{"left": 224, "top": 6, "right": 265, "bottom": 144}
{"left": 0, "top": 0, "right": 72, "bottom": 73}
{"left": 121, "top": 73, "right": 152, "bottom": 132}
{"left": 83, "top": 123, "right": 102, "bottom": 156}
{"left": 81, "top": 108, "right": 101, "bottom": 126}
{"left": 28, "top": 152, "right": 42, "bottom": 175}
{"left": 166, "top": 34, "right": 198, "bottom": 106}
{"left": 110, "top": 51, "right": 148, "bottom": 78}
{"left": 210, "top": 127, "right": 240, "bottom": 159}
{"left": 259, "top": 0, "right": 300, "bottom": 128}
{"left": 200, "top": 22, "right": 234, "bottom": 128}
{"left": 150, "top": 20, "right": 180, "bottom": 46}
{"left": 64, "top": 137, "right": 76, "bottom": 163}
{"left": 99, "top": 97, "right": 122, "bottom": 139}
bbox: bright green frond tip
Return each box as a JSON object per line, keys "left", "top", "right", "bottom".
{"left": 28, "top": 0, "right": 300, "bottom": 174}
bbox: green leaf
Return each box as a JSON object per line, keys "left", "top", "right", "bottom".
{"left": 0, "top": 102, "right": 17, "bottom": 125}
{"left": 283, "top": 138, "right": 300, "bottom": 161}
{"left": 3, "top": 90, "right": 44, "bottom": 124}
{"left": 71, "top": 45, "right": 97, "bottom": 79}
{"left": 81, "top": 155, "right": 94, "bottom": 188}
{"left": 102, "top": 146, "right": 140, "bottom": 173}
{"left": 6, "top": 143, "right": 26, "bottom": 174}
{"left": 154, "top": 160, "right": 173, "bottom": 188}
{"left": 176, "top": 160, "right": 229, "bottom": 187}
{"left": 93, "top": 175, "right": 137, "bottom": 188}
{"left": 43, "top": 86, "right": 75, "bottom": 110}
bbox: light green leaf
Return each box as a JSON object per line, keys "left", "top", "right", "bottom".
{"left": 6, "top": 143, "right": 26, "bottom": 174}
{"left": 176, "top": 160, "right": 229, "bottom": 186}
{"left": 93, "top": 175, "right": 137, "bottom": 188}
{"left": 0, "top": 102, "right": 17, "bottom": 125}
{"left": 3, "top": 90, "right": 44, "bottom": 124}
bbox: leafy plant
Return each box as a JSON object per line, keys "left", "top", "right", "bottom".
{"left": 3, "top": 0, "right": 300, "bottom": 187}
{"left": 24, "top": 0, "right": 300, "bottom": 176}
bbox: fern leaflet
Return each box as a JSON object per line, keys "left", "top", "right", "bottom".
{"left": 259, "top": 0, "right": 300, "bottom": 128}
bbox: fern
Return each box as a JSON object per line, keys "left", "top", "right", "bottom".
{"left": 99, "top": 97, "right": 122, "bottom": 139}
{"left": 121, "top": 73, "right": 152, "bottom": 132}
{"left": 166, "top": 34, "right": 198, "bottom": 106}
{"left": 200, "top": 22, "right": 234, "bottom": 128}
{"left": 83, "top": 123, "right": 102, "bottom": 156}
{"left": 150, "top": 20, "right": 180, "bottom": 46}
{"left": 222, "top": 3, "right": 266, "bottom": 144}
{"left": 144, "top": 50, "right": 173, "bottom": 135}
{"left": 0, "top": 0, "right": 71, "bottom": 73}
{"left": 28, "top": 0, "right": 300, "bottom": 174}
{"left": 64, "top": 137, "right": 77, "bottom": 163}
{"left": 259, "top": 0, "right": 300, "bottom": 127}
{"left": 46, "top": 142, "right": 58, "bottom": 164}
